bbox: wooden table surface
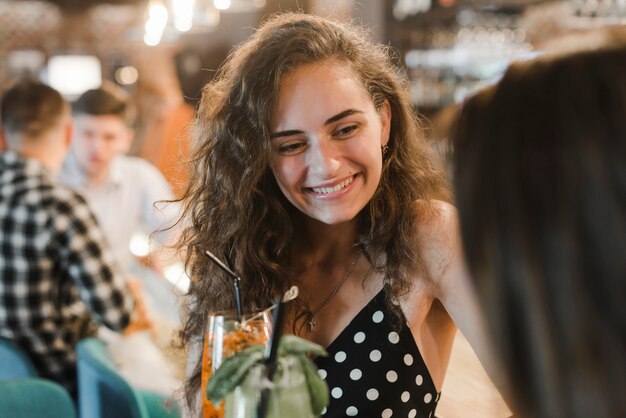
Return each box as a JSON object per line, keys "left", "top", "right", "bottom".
{"left": 436, "top": 331, "right": 511, "bottom": 418}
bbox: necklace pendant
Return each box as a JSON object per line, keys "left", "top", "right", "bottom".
{"left": 303, "top": 251, "right": 361, "bottom": 334}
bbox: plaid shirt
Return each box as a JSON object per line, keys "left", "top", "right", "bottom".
{"left": 0, "top": 151, "right": 134, "bottom": 393}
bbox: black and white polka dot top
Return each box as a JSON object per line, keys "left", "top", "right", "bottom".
{"left": 314, "top": 287, "right": 441, "bottom": 418}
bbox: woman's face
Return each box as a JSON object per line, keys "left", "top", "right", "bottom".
{"left": 269, "top": 59, "right": 391, "bottom": 226}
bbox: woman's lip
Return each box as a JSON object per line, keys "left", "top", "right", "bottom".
{"left": 305, "top": 174, "right": 359, "bottom": 199}
{"left": 307, "top": 174, "right": 356, "bottom": 190}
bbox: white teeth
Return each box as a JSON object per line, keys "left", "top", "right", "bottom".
{"left": 311, "top": 176, "right": 354, "bottom": 194}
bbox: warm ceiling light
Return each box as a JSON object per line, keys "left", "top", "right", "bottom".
{"left": 115, "top": 66, "right": 139, "bottom": 85}
{"left": 213, "top": 0, "right": 231, "bottom": 11}
{"left": 144, "top": 1, "right": 168, "bottom": 45}
{"left": 47, "top": 55, "right": 101, "bottom": 98}
{"left": 172, "top": 0, "right": 195, "bottom": 32}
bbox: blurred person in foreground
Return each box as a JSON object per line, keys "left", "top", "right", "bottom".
{"left": 0, "top": 79, "right": 147, "bottom": 397}
{"left": 452, "top": 36, "right": 626, "bottom": 418}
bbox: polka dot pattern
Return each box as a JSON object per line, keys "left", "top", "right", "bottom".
{"left": 366, "top": 389, "right": 379, "bottom": 401}
{"left": 331, "top": 387, "right": 343, "bottom": 399}
{"left": 404, "top": 354, "right": 413, "bottom": 366}
{"left": 314, "top": 287, "right": 440, "bottom": 418}
{"left": 401, "top": 391, "right": 410, "bottom": 402}
{"left": 346, "top": 406, "right": 358, "bottom": 416}
{"left": 350, "top": 369, "right": 362, "bottom": 381}
{"left": 372, "top": 310, "right": 384, "bottom": 323}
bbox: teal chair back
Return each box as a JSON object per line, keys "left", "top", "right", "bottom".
{"left": 0, "top": 337, "right": 38, "bottom": 379}
{"left": 77, "top": 337, "right": 179, "bottom": 418}
{"left": 0, "top": 378, "right": 76, "bottom": 418}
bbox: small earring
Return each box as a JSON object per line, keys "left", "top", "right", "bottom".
{"left": 382, "top": 144, "right": 389, "bottom": 155}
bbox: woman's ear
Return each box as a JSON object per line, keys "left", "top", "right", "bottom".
{"left": 379, "top": 100, "right": 391, "bottom": 148}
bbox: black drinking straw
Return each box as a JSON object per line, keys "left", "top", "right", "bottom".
{"left": 255, "top": 297, "right": 285, "bottom": 418}
{"left": 232, "top": 276, "right": 243, "bottom": 322}
{"left": 204, "top": 250, "right": 243, "bottom": 321}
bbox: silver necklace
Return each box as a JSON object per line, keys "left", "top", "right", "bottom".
{"left": 305, "top": 251, "right": 361, "bottom": 332}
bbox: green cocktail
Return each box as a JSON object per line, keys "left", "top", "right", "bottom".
{"left": 206, "top": 335, "right": 329, "bottom": 418}
{"left": 224, "top": 356, "right": 314, "bottom": 418}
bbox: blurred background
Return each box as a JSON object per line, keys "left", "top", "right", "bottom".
{"left": 1, "top": 1, "right": 624, "bottom": 416}
{"left": 2, "top": 0, "right": 624, "bottom": 187}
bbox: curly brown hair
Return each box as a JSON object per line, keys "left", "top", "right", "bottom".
{"left": 176, "top": 12, "right": 449, "bottom": 411}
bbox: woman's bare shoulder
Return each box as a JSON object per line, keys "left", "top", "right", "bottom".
{"left": 413, "top": 198, "right": 457, "bottom": 222}
{"left": 412, "top": 199, "right": 459, "bottom": 251}
{"left": 410, "top": 199, "right": 461, "bottom": 285}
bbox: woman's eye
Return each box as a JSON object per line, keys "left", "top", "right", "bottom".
{"left": 334, "top": 124, "right": 358, "bottom": 137}
{"left": 277, "top": 142, "right": 306, "bottom": 155}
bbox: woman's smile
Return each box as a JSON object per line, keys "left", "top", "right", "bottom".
{"left": 305, "top": 173, "right": 359, "bottom": 199}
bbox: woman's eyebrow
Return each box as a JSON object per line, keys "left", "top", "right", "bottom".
{"left": 324, "top": 109, "right": 362, "bottom": 125}
{"left": 271, "top": 109, "right": 364, "bottom": 139}
{"left": 270, "top": 129, "right": 303, "bottom": 139}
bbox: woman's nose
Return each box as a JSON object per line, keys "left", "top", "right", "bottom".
{"left": 306, "top": 138, "right": 341, "bottom": 178}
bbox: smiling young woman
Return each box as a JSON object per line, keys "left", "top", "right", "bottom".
{"left": 176, "top": 12, "right": 502, "bottom": 418}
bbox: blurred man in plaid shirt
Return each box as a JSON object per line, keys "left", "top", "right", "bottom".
{"left": 0, "top": 80, "right": 148, "bottom": 397}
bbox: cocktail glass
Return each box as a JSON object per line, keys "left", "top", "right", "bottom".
{"left": 201, "top": 311, "right": 271, "bottom": 418}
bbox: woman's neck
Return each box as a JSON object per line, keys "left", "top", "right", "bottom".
{"left": 293, "top": 216, "right": 359, "bottom": 270}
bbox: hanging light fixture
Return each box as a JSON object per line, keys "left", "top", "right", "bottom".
{"left": 142, "top": 0, "right": 218, "bottom": 46}
{"left": 393, "top": 0, "right": 432, "bottom": 20}
{"left": 142, "top": 0, "right": 262, "bottom": 46}
{"left": 213, "top": 0, "right": 231, "bottom": 10}
{"left": 143, "top": 0, "right": 169, "bottom": 46}
{"left": 172, "top": 0, "right": 195, "bottom": 32}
